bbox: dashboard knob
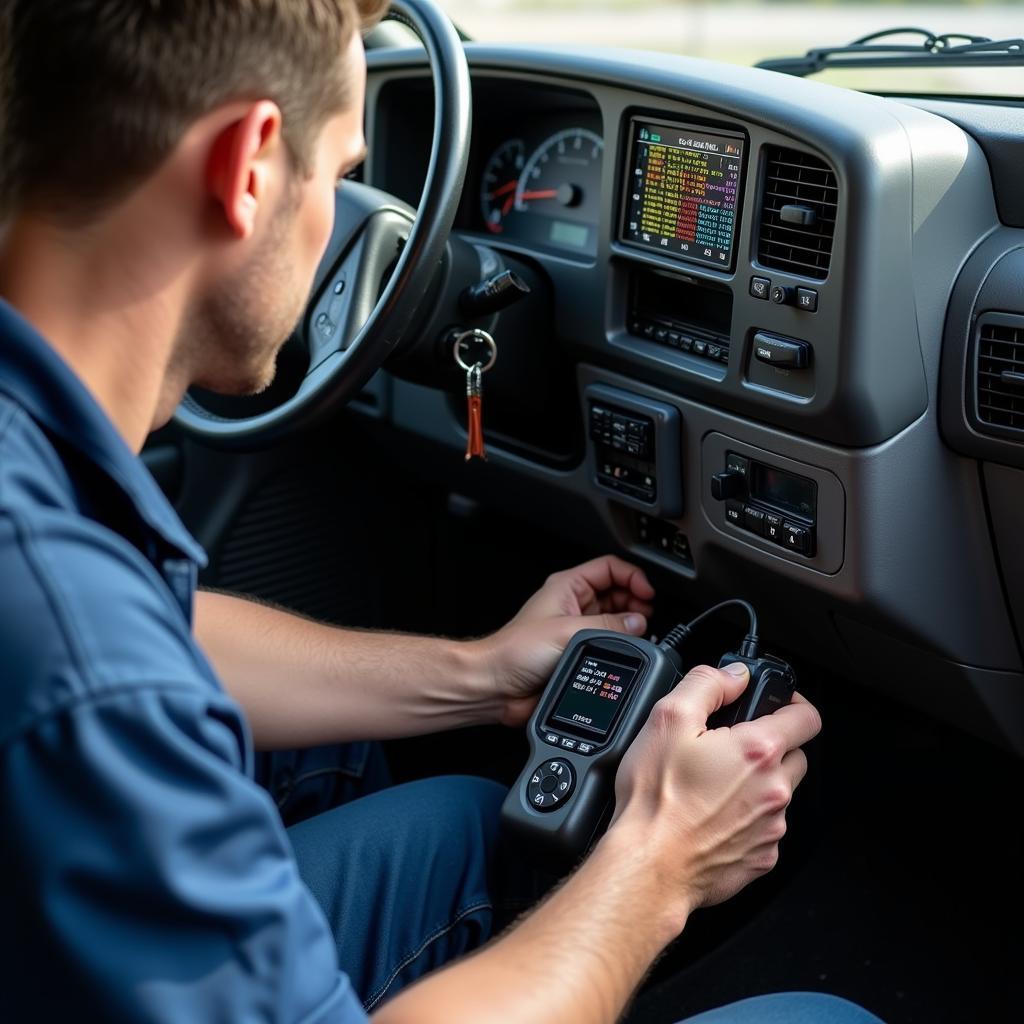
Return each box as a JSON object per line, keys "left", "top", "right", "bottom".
{"left": 770, "top": 285, "right": 796, "bottom": 305}
{"left": 710, "top": 470, "right": 746, "bottom": 502}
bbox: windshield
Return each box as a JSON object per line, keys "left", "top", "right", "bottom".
{"left": 439, "top": 1, "right": 1023, "bottom": 99}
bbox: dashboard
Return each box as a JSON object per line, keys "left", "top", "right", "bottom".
{"left": 361, "top": 45, "right": 1024, "bottom": 757}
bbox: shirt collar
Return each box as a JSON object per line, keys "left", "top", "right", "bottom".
{"left": 0, "top": 299, "right": 207, "bottom": 567}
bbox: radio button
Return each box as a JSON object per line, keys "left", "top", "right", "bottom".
{"left": 725, "top": 453, "right": 749, "bottom": 478}
{"left": 764, "top": 513, "right": 784, "bottom": 543}
{"left": 559, "top": 737, "right": 577, "bottom": 751}
{"left": 743, "top": 506, "right": 767, "bottom": 536}
{"left": 782, "top": 522, "right": 814, "bottom": 556}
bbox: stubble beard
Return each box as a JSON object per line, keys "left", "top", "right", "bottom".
{"left": 176, "top": 188, "right": 307, "bottom": 398}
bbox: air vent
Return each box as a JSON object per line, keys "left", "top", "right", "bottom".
{"left": 976, "top": 316, "right": 1024, "bottom": 435}
{"left": 758, "top": 146, "right": 838, "bottom": 280}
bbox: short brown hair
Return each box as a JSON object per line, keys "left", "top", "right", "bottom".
{"left": 0, "top": 0, "right": 389, "bottom": 223}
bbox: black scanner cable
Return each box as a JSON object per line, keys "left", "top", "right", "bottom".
{"left": 658, "top": 599, "right": 760, "bottom": 665}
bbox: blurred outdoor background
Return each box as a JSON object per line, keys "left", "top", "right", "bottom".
{"left": 437, "top": 1, "right": 1023, "bottom": 96}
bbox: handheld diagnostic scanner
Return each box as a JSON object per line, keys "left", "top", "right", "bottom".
{"left": 501, "top": 600, "right": 796, "bottom": 864}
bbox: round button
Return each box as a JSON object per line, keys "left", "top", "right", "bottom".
{"left": 525, "top": 758, "right": 575, "bottom": 813}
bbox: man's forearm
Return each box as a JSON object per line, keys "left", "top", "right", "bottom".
{"left": 194, "top": 591, "right": 501, "bottom": 749}
{"left": 372, "top": 820, "right": 688, "bottom": 1024}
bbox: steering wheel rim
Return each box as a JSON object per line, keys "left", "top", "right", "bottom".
{"left": 174, "top": 0, "right": 471, "bottom": 449}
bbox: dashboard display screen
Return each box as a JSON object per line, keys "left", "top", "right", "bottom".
{"left": 621, "top": 119, "right": 745, "bottom": 269}
{"left": 750, "top": 464, "right": 817, "bottom": 520}
{"left": 550, "top": 649, "right": 641, "bottom": 738}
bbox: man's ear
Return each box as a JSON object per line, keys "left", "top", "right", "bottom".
{"left": 206, "top": 101, "right": 284, "bottom": 240}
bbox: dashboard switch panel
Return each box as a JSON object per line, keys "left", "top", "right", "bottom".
{"left": 585, "top": 384, "right": 682, "bottom": 518}
{"left": 634, "top": 513, "right": 692, "bottom": 568}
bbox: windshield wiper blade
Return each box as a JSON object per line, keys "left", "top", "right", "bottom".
{"left": 757, "top": 26, "right": 1024, "bottom": 78}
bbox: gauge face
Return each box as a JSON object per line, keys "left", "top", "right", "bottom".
{"left": 480, "top": 139, "right": 526, "bottom": 234}
{"left": 513, "top": 128, "right": 604, "bottom": 253}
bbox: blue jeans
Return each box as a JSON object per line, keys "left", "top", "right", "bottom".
{"left": 258, "top": 744, "right": 884, "bottom": 1023}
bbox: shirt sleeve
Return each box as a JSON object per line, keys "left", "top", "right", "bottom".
{"left": 0, "top": 684, "right": 369, "bottom": 1024}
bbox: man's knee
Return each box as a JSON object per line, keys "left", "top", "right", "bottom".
{"left": 391, "top": 774, "right": 507, "bottom": 858}
{"left": 678, "top": 992, "right": 885, "bottom": 1024}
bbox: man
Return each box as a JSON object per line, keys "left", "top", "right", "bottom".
{"left": 0, "top": 2, "right": 880, "bottom": 1022}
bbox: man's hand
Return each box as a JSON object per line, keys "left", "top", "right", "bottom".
{"left": 472, "top": 555, "right": 655, "bottom": 726}
{"left": 373, "top": 660, "right": 822, "bottom": 1024}
{"left": 608, "top": 661, "right": 822, "bottom": 932}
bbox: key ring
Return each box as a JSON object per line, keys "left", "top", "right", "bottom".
{"left": 453, "top": 328, "right": 498, "bottom": 374}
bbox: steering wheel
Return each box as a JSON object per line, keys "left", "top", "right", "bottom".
{"left": 174, "top": 0, "right": 470, "bottom": 448}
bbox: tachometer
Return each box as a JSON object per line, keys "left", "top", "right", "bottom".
{"left": 480, "top": 139, "right": 526, "bottom": 234}
{"left": 514, "top": 128, "right": 604, "bottom": 253}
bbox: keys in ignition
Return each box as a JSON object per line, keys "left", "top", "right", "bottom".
{"left": 453, "top": 329, "right": 497, "bottom": 462}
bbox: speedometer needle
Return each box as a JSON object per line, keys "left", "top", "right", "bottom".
{"left": 519, "top": 189, "right": 558, "bottom": 201}
{"left": 489, "top": 181, "right": 518, "bottom": 198}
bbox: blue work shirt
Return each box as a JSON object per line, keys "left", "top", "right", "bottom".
{"left": 0, "top": 300, "right": 367, "bottom": 1022}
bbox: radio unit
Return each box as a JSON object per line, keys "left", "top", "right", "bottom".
{"left": 627, "top": 266, "right": 733, "bottom": 367}
{"left": 711, "top": 451, "right": 817, "bottom": 557}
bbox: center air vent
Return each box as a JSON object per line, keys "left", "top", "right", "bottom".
{"left": 975, "top": 315, "right": 1024, "bottom": 436}
{"left": 758, "top": 146, "right": 838, "bottom": 280}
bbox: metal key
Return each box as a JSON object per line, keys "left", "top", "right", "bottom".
{"left": 453, "top": 329, "right": 497, "bottom": 462}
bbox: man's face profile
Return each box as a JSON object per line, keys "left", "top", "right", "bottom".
{"left": 182, "top": 31, "right": 369, "bottom": 400}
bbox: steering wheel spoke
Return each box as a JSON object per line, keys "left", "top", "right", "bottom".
{"left": 306, "top": 199, "right": 414, "bottom": 372}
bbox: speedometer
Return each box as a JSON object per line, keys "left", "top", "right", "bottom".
{"left": 514, "top": 128, "right": 604, "bottom": 254}
{"left": 480, "top": 138, "right": 526, "bottom": 235}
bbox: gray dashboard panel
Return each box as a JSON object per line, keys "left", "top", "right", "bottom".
{"left": 364, "top": 45, "right": 1023, "bottom": 753}
{"left": 368, "top": 45, "right": 999, "bottom": 449}
{"left": 906, "top": 97, "right": 1024, "bottom": 228}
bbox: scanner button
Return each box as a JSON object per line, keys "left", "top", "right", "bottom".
{"left": 577, "top": 742, "right": 594, "bottom": 755}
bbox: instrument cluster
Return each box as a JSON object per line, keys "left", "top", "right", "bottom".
{"left": 472, "top": 115, "right": 604, "bottom": 258}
